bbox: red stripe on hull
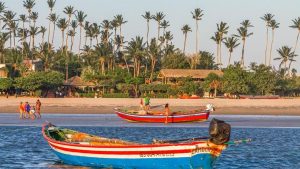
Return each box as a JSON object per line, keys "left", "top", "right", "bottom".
{"left": 116, "top": 111, "right": 209, "bottom": 123}
{"left": 49, "top": 143, "right": 192, "bottom": 155}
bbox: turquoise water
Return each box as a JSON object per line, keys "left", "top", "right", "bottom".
{"left": 0, "top": 114, "right": 300, "bottom": 168}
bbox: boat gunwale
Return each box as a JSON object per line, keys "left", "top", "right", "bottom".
{"left": 115, "top": 110, "right": 210, "bottom": 118}
{"left": 42, "top": 123, "right": 207, "bottom": 149}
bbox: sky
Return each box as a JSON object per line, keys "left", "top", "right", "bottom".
{"left": 3, "top": 0, "right": 300, "bottom": 71}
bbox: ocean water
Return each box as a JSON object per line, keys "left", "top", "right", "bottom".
{"left": 0, "top": 114, "right": 300, "bottom": 169}
{"left": 1, "top": 126, "right": 300, "bottom": 169}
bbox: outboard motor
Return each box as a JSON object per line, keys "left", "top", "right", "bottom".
{"left": 209, "top": 118, "right": 231, "bottom": 145}
{"left": 205, "top": 104, "right": 215, "bottom": 112}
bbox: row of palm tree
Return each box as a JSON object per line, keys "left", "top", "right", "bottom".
{"left": 0, "top": 0, "right": 299, "bottom": 79}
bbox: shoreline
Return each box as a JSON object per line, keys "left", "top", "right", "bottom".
{"left": 1, "top": 97, "right": 300, "bottom": 115}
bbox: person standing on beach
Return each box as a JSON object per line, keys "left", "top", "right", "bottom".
{"left": 19, "top": 102, "right": 24, "bottom": 119}
{"left": 25, "top": 102, "right": 31, "bottom": 118}
{"left": 36, "top": 99, "right": 42, "bottom": 118}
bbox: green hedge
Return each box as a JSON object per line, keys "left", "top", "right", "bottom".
{"left": 102, "top": 93, "right": 129, "bottom": 98}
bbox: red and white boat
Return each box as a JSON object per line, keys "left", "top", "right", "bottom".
{"left": 115, "top": 104, "right": 214, "bottom": 123}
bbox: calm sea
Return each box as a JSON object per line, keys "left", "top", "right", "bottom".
{"left": 0, "top": 114, "right": 300, "bottom": 169}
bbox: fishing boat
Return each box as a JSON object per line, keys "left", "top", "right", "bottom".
{"left": 115, "top": 104, "right": 214, "bottom": 123}
{"left": 43, "top": 118, "right": 231, "bottom": 169}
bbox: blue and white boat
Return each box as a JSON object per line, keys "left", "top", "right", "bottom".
{"left": 42, "top": 119, "right": 231, "bottom": 169}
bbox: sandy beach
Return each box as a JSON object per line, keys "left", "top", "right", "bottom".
{"left": 0, "top": 97, "right": 299, "bottom": 115}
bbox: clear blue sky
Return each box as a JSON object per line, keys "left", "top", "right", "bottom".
{"left": 3, "top": 0, "right": 300, "bottom": 70}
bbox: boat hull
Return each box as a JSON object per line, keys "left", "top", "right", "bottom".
{"left": 43, "top": 124, "right": 226, "bottom": 169}
{"left": 115, "top": 111, "right": 210, "bottom": 123}
{"left": 52, "top": 150, "right": 217, "bottom": 169}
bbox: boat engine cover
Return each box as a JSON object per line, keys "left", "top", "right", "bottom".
{"left": 209, "top": 118, "right": 231, "bottom": 145}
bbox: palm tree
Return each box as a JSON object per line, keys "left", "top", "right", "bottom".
{"left": 91, "top": 23, "right": 100, "bottom": 44}
{"left": 39, "top": 26, "right": 47, "bottom": 44}
{"left": 268, "top": 20, "right": 279, "bottom": 66}
{"left": 63, "top": 6, "right": 75, "bottom": 51}
{"left": 29, "top": 26, "right": 39, "bottom": 50}
{"left": 164, "top": 31, "right": 173, "bottom": 46}
{"left": 0, "top": 2, "right": 6, "bottom": 29}
{"left": 47, "top": 13, "right": 58, "bottom": 44}
{"left": 223, "top": 36, "right": 240, "bottom": 66}
{"left": 216, "top": 21, "right": 229, "bottom": 65}
{"left": 261, "top": 13, "right": 274, "bottom": 65}
{"left": 160, "top": 20, "right": 170, "bottom": 35}
{"left": 191, "top": 8, "right": 204, "bottom": 53}
{"left": 275, "top": 46, "right": 297, "bottom": 74}
{"left": 111, "top": 19, "right": 118, "bottom": 50}
{"left": 125, "top": 36, "right": 146, "bottom": 77}
{"left": 3, "top": 10, "right": 17, "bottom": 48}
{"left": 181, "top": 24, "right": 192, "bottom": 54}
{"left": 152, "top": 12, "right": 165, "bottom": 41}
{"left": 23, "top": 0, "right": 35, "bottom": 26}
{"left": 148, "top": 38, "right": 161, "bottom": 81}
{"left": 211, "top": 32, "right": 221, "bottom": 66}
{"left": 70, "top": 20, "right": 77, "bottom": 51}
{"left": 290, "top": 17, "right": 300, "bottom": 53}
{"left": 114, "top": 14, "right": 127, "bottom": 49}
{"left": 100, "top": 20, "right": 111, "bottom": 44}
{"left": 29, "top": 11, "right": 38, "bottom": 27}
{"left": 142, "top": 11, "right": 151, "bottom": 46}
{"left": 68, "top": 30, "right": 76, "bottom": 52}
{"left": 19, "top": 14, "right": 28, "bottom": 54}
{"left": 47, "top": 0, "right": 56, "bottom": 44}
{"left": 56, "top": 18, "right": 68, "bottom": 49}
{"left": 234, "top": 20, "right": 253, "bottom": 67}
{"left": 0, "top": 32, "right": 9, "bottom": 63}
{"left": 37, "top": 42, "right": 54, "bottom": 71}
{"left": 75, "top": 11, "right": 87, "bottom": 53}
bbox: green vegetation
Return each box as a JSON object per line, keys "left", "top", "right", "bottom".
{"left": 0, "top": 1, "right": 299, "bottom": 97}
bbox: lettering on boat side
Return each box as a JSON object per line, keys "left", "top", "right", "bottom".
{"left": 139, "top": 153, "right": 175, "bottom": 158}
{"left": 191, "top": 147, "right": 221, "bottom": 155}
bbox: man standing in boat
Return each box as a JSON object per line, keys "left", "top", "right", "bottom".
{"left": 164, "top": 103, "right": 170, "bottom": 124}
{"left": 144, "top": 96, "right": 150, "bottom": 111}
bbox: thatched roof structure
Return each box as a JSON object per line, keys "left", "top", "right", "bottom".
{"left": 63, "top": 76, "right": 95, "bottom": 87}
{"left": 158, "top": 69, "right": 223, "bottom": 79}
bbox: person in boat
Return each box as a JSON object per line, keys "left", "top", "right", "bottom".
{"left": 19, "top": 102, "right": 24, "bottom": 119}
{"left": 29, "top": 106, "right": 36, "bottom": 120}
{"left": 164, "top": 103, "right": 170, "bottom": 124}
{"left": 144, "top": 96, "right": 150, "bottom": 111}
{"left": 36, "top": 99, "right": 42, "bottom": 118}
{"left": 139, "top": 98, "right": 144, "bottom": 110}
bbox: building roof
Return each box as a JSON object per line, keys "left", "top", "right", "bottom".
{"left": 63, "top": 76, "right": 95, "bottom": 87}
{"left": 158, "top": 69, "right": 223, "bottom": 79}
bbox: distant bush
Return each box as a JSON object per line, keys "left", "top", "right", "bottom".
{"left": 79, "top": 93, "right": 94, "bottom": 98}
{"left": 102, "top": 93, "right": 129, "bottom": 98}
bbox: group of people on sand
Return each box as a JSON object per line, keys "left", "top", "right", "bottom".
{"left": 19, "top": 99, "right": 42, "bottom": 120}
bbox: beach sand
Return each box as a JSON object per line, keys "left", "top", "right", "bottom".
{"left": 1, "top": 97, "right": 300, "bottom": 115}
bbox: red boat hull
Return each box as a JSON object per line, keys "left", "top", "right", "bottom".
{"left": 115, "top": 110, "right": 210, "bottom": 123}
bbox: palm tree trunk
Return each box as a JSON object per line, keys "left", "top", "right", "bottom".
{"left": 196, "top": 20, "right": 199, "bottom": 53}
{"left": 9, "top": 32, "right": 12, "bottom": 48}
{"left": 52, "top": 22, "right": 55, "bottom": 44}
{"left": 150, "top": 58, "right": 156, "bottom": 82}
{"left": 61, "top": 31, "right": 65, "bottom": 49}
{"left": 228, "top": 52, "right": 232, "bottom": 66}
{"left": 241, "top": 40, "right": 246, "bottom": 67}
{"left": 47, "top": 12, "right": 52, "bottom": 44}
{"left": 157, "top": 22, "right": 160, "bottom": 42}
{"left": 70, "top": 36, "right": 74, "bottom": 51}
{"left": 124, "top": 55, "right": 129, "bottom": 73}
{"left": 264, "top": 27, "right": 269, "bottom": 65}
{"left": 219, "top": 43, "right": 222, "bottom": 66}
{"left": 183, "top": 33, "right": 187, "bottom": 53}
{"left": 216, "top": 43, "right": 220, "bottom": 65}
{"left": 268, "top": 29, "right": 275, "bottom": 66}
{"left": 146, "top": 21, "right": 149, "bottom": 47}
{"left": 78, "top": 26, "right": 82, "bottom": 54}
{"left": 42, "top": 33, "right": 45, "bottom": 44}
{"left": 294, "top": 31, "right": 300, "bottom": 52}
